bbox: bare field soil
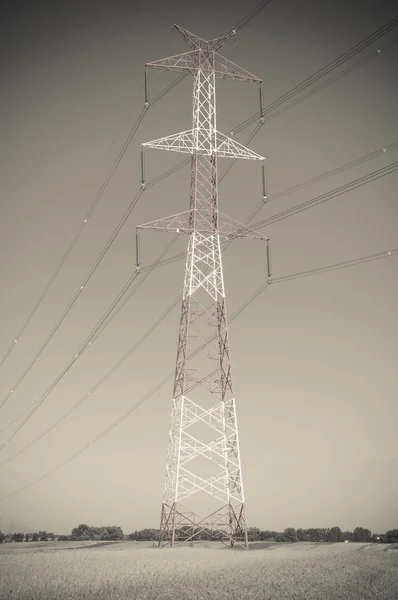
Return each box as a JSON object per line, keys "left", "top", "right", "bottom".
{"left": 0, "top": 541, "right": 397, "bottom": 600}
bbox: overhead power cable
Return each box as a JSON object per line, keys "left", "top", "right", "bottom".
{"left": 1, "top": 8, "right": 394, "bottom": 442}
{"left": 143, "top": 29, "right": 398, "bottom": 191}
{"left": 129, "top": 144, "right": 398, "bottom": 274}
{"left": 0, "top": 75, "right": 188, "bottom": 372}
{"left": 144, "top": 1, "right": 274, "bottom": 106}
{"left": 272, "top": 249, "right": 398, "bottom": 284}
{"left": 1, "top": 246, "right": 396, "bottom": 500}
{"left": 0, "top": 294, "right": 181, "bottom": 466}
{"left": 242, "top": 141, "right": 398, "bottom": 225}
{"left": 0, "top": 106, "right": 140, "bottom": 370}
{"left": 249, "top": 161, "right": 398, "bottom": 231}
{"left": 0, "top": 403, "right": 33, "bottom": 435}
{"left": 0, "top": 185, "right": 142, "bottom": 413}
{"left": 0, "top": 235, "right": 178, "bottom": 452}
{"left": 219, "top": 123, "right": 263, "bottom": 184}
{"left": 231, "top": 37, "right": 398, "bottom": 136}
{"left": 1, "top": 139, "right": 396, "bottom": 441}
{"left": 234, "top": 0, "right": 274, "bottom": 32}
{"left": 148, "top": 73, "right": 188, "bottom": 106}
{"left": 2, "top": 152, "right": 396, "bottom": 457}
{"left": 0, "top": 0, "right": 277, "bottom": 441}
{"left": 152, "top": 157, "right": 398, "bottom": 264}
{"left": 0, "top": 3, "right": 391, "bottom": 496}
{"left": 2, "top": 12, "right": 394, "bottom": 383}
{"left": 0, "top": 0, "right": 274, "bottom": 407}
{"left": 229, "top": 18, "right": 398, "bottom": 135}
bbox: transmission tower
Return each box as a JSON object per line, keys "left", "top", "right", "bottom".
{"left": 137, "top": 25, "right": 270, "bottom": 549}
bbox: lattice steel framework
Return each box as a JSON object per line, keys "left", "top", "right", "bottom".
{"left": 137, "top": 25, "right": 270, "bottom": 549}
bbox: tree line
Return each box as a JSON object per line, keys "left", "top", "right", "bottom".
{"left": 245, "top": 526, "right": 398, "bottom": 543}
{"left": 1, "top": 524, "right": 397, "bottom": 544}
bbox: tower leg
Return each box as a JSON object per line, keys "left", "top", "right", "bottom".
{"left": 159, "top": 501, "right": 248, "bottom": 549}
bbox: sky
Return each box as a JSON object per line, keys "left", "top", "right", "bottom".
{"left": 0, "top": 0, "right": 397, "bottom": 536}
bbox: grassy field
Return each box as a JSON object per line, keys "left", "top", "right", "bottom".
{"left": 1, "top": 540, "right": 397, "bottom": 599}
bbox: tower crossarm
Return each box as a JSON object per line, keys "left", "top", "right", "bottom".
{"left": 142, "top": 129, "right": 264, "bottom": 159}
{"left": 146, "top": 51, "right": 261, "bottom": 83}
{"left": 137, "top": 209, "right": 268, "bottom": 240}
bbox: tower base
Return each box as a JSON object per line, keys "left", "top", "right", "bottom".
{"left": 158, "top": 501, "right": 248, "bottom": 549}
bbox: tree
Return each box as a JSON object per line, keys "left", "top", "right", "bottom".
{"left": 353, "top": 527, "right": 371, "bottom": 542}
{"left": 0, "top": 531, "right": 5, "bottom": 543}
{"left": 70, "top": 524, "right": 124, "bottom": 541}
{"left": 12, "top": 532, "right": 24, "bottom": 542}
{"left": 128, "top": 528, "right": 158, "bottom": 541}
{"left": 24, "top": 533, "right": 29, "bottom": 542}
{"left": 284, "top": 528, "right": 298, "bottom": 543}
{"left": 32, "top": 533, "right": 39, "bottom": 542}
{"left": 57, "top": 535, "right": 69, "bottom": 541}
{"left": 106, "top": 526, "right": 124, "bottom": 540}
{"left": 385, "top": 529, "right": 398, "bottom": 544}
{"left": 305, "top": 528, "right": 324, "bottom": 542}
{"left": 327, "top": 527, "right": 341, "bottom": 543}
{"left": 247, "top": 527, "right": 262, "bottom": 541}
{"left": 71, "top": 524, "right": 91, "bottom": 539}
{"left": 297, "top": 529, "right": 309, "bottom": 542}
{"left": 259, "top": 530, "right": 278, "bottom": 541}
{"left": 341, "top": 530, "right": 355, "bottom": 542}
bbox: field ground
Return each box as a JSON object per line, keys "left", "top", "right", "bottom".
{"left": 1, "top": 541, "right": 397, "bottom": 599}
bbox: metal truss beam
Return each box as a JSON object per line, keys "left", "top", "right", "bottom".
{"left": 142, "top": 128, "right": 264, "bottom": 159}
{"left": 146, "top": 51, "right": 261, "bottom": 83}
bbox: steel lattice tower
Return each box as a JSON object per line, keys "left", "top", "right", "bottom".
{"left": 137, "top": 25, "right": 270, "bottom": 549}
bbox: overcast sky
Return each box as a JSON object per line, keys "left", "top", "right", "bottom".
{"left": 0, "top": 0, "right": 397, "bottom": 536}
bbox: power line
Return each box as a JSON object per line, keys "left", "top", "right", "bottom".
{"left": 242, "top": 141, "right": 398, "bottom": 224}
{"left": 231, "top": 37, "right": 398, "bottom": 136}
{"left": 143, "top": 5, "right": 276, "bottom": 187}
{"left": 1, "top": 246, "right": 396, "bottom": 500}
{"left": 2, "top": 149, "right": 396, "bottom": 468}
{"left": 234, "top": 0, "right": 274, "bottom": 32}
{"left": 0, "top": 235, "right": 178, "bottom": 452}
{"left": 141, "top": 28, "right": 398, "bottom": 193}
{"left": 0, "top": 0, "right": 271, "bottom": 436}
{"left": 219, "top": 123, "right": 263, "bottom": 184}
{"left": 249, "top": 161, "right": 398, "bottom": 231}
{"left": 2, "top": 139, "right": 395, "bottom": 440}
{"left": 0, "top": 106, "right": 141, "bottom": 371}
{"left": 0, "top": 0, "right": 275, "bottom": 409}
{"left": 132, "top": 144, "right": 398, "bottom": 274}
{"left": 2, "top": 145, "right": 396, "bottom": 457}
{"left": 0, "top": 186, "right": 139, "bottom": 413}
{"left": 143, "top": 1, "right": 274, "bottom": 109}
{"left": 148, "top": 73, "right": 188, "bottom": 106}
{"left": 230, "top": 17, "right": 398, "bottom": 135}
{"left": 0, "top": 75, "right": 187, "bottom": 373}
{"left": 0, "top": 289, "right": 181, "bottom": 467}
{"left": 1, "top": 7, "right": 395, "bottom": 455}
{"left": 0, "top": 403, "right": 33, "bottom": 435}
{"left": 0, "top": 173, "right": 176, "bottom": 415}
{"left": 271, "top": 248, "right": 398, "bottom": 284}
